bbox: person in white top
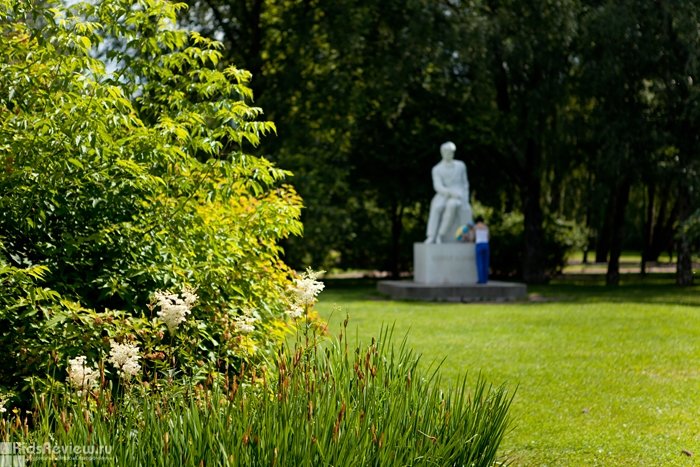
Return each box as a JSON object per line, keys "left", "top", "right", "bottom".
{"left": 474, "top": 216, "right": 489, "bottom": 284}
{"left": 425, "top": 141, "right": 473, "bottom": 244}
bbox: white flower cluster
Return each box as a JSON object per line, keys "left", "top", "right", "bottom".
{"left": 287, "top": 303, "right": 304, "bottom": 319}
{"left": 66, "top": 356, "right": 99, "bottom": 391}
{"left": 234, "top": 310, "right": 259, "bottom": 334}
{"left": 108, "top": 341, "right": 141, "bottom": 379}
{"left": 154, "top": 286, "right": 198, "bottom": 333}
{"left": 288, "top": 268, "right": 325, "bottom": 318}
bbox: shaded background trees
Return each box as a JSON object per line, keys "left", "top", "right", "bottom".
{"left": 179, "top": 0, "right": 700, "bottom": 284}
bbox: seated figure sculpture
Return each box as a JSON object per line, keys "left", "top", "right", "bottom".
{"left": 425, "top": 141, "right": 473, "bottom": 243}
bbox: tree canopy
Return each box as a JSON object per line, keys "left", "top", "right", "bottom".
{"left": 177, "top": 0, "right": 700, "bottom": 284}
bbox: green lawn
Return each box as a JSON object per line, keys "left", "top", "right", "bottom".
{"left": 316, "top": 276, "right": 700, "bottom": 466}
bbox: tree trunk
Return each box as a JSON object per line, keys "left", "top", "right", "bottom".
{"left": 606, "top": 178, "right": 631, "bottom": 286}
{"left": 677, "top": 234, "right": 694, "bottom": 286}
{"left": 676, "top": 188, "right": 694, "bottom": 286}
{"left": 522, "top": 139, "right": 547, "bottom": 284}
{"left": 595, "top": 194, "right": 613, "bottom": 263}
{"left": 649, "top": 195, "right": 678, "bottom": 262}
{"left": 389, "top": 201, "right": 403, "bottom": 279}
{"left": 641, "top": 182, "right": 655, "bottom": 275}
{"left": 582, "top": 170, "right": 595, "bottom": 264}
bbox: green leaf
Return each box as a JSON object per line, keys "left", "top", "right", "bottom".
{"left": 67, "top": 157, "right": 84, "bottom": 169}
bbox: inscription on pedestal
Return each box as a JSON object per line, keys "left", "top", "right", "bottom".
{"left": 414, "top": 243, "right": 477, "bottom": 285}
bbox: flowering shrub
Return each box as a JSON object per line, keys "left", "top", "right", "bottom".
{"left": 108, "top": 342, "right": 142, "bottom": 380}
{"left": 288, "top": 268, "right": 326, "bottom": 318}
{"left": 154, "top": 288, "right": 198, "bottom": 335}
{"left": 0, "top": 247, "right": 325, "bottom": 406}
{"left": 66, "top": 357, "right": 99, "bottom": 392}
{"left": 0, "top": 0, "right": 303, "bottom": 403}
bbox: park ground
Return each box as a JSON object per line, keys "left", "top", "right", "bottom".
{"left": 316, "top": 257, "right": 700, "bottom": 466}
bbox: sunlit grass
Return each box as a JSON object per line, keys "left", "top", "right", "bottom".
{"left": 316, "top": 276, "right": 700, "bottom": 466}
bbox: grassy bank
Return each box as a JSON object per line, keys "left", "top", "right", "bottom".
{"left": 316, "top": 275, "right": 700, "bottom": 466}
{"left": 1, "top": 322, "right": 512, "bottom": 466}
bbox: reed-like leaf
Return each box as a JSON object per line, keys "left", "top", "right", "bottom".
{"left": 3, "top": 325, "right": 512, "bottom": 466}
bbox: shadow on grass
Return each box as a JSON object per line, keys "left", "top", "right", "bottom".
{"left": 322, "top": 274, "right": 700, "bottom": 307}
{"left": 530, "top": 274, "right": 700, "bottom": 306}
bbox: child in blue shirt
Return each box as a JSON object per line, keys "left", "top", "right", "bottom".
{"left": 474, "top": 216, "right": 489, "bottom": 284}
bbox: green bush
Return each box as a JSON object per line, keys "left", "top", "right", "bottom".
{"left": 0, "top": 0, "right": 302, "bottom": 400}
{"left": 678, "top": 209, "right": 700, "bottom": 252}
{"left": 0, "top": 0, "right": 302, "bottom": 309}
{"left": 0, "top": 240, "right": 312, "bottom": 405}
{"left": 1, "top": 325, "right": 513, "bottom": 466}
{"left": 488, "top": 211, "right": 578, "bottom": 279}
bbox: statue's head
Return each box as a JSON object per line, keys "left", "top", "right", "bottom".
{"left": 440, "top": 141, "right": 456, "bottom": 161}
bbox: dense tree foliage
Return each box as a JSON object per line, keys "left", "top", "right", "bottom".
{"left": 577, "top": 0, "right": 700, "bottom": 284}
{"left": 179, "top": 0, "right": 700, "bottom": 284}
{"left": 4, "top": 0, "right": 696, "bottom": 305}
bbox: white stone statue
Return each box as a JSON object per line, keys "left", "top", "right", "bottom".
{"left": 425, "top": 141, "right": 473, "bottom": 243}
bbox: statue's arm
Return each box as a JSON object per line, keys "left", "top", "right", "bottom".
{"left": 461, "top": 163, "right": 469, "bottom": 196}
{"left": 432, "top": 167, "right": 451, "bottom": 197}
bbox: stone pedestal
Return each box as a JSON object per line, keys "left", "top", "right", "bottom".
{"left": 414, "top": 242, "right": 477, "bottom": 284}
{"left": 377, "top": 280, "right": 528, "bottom": 302}
{"left": 376, "top": 242, "right": 528, "bottom": 302}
